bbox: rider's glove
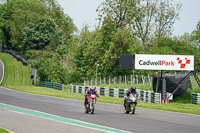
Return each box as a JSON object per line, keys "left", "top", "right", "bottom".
{"left": 84, "top": 94, "right": 89, "bottom": 97}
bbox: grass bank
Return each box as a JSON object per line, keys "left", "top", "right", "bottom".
{"left": 4, "top": 85, "right": 200, "bottom": 115}
{"left": 0, "top": 53, "right": 31, "bottom": 86}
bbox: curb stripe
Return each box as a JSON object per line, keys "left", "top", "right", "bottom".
{"left": 0, "top": 103, "right": 132, "bottom": 133}
{"left": 0, "top": 60, "right": 4, "bottom": 84}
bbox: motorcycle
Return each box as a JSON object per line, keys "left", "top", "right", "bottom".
{"left": 85, "top": 94, "right": 96, "bottom": 114}
{"left": 125, "top": 93, "right": 137, "bottom": 114}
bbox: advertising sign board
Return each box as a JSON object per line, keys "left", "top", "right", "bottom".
{"left": 135, "top": 54, "right": 194, "bottom": 71}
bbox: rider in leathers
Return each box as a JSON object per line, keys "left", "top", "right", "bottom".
{"left": 84, "top": 86, "right": 99, "bottom": 106}
{"left": 124, "top": 86, "right": 138, "bottom": 107}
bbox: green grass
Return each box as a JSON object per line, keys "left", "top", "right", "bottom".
{"left": 0, "top": 53, "right": 31, "bottom": 86}
{"left": 0, "top": 128, "right": 10, "bottom": 133}
{"left": 4, "top": 85, "right": 200, "bottom": 115}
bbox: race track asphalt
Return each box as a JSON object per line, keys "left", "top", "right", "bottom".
{"left": 0, "top": 87, "right": 200, "bottom": 133}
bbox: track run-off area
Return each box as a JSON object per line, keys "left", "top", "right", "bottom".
{"left": 0, "top": 87, "right": 200, "bottom": 133}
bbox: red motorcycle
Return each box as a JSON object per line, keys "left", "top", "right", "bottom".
{"left": 85, "top": 94, "right": 96, "bottom": 114}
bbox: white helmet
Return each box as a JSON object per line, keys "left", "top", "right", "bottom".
{"left": 90, "top": 86, "right": 95, "bottom": 91}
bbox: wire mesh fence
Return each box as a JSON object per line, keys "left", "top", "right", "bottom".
{"left": 84, "top": 72, "right": 200, "bottom": 90}
{"left": 84, "top": 74, "right": 153, "bottom": 86}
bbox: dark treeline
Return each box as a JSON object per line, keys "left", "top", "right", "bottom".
{"left": 0, "top": 0, "right": 200, "bottom": 84}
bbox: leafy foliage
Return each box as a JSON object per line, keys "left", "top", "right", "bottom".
{"left": 0, "top": 0, "right": 74, "bottom": 52}
{"left": 0, "top": 2, "right": 12, "bottom": 48}
{"left": 191, "top": 21, "right": 200, "bottom": 48}
{"left": 40, "top": 0, "right": 76, "bottom": 41}
{"left": 97, "top": 0, "right": 182, "bottom": 46}
{"left": 36, "top": 55, "right": 67, "bottom": 84}
{"left": 2, "top": 0, "right": 48, "bottom": 50}
{"left": 22, "top": 17, "right": 66, "bottom": 50}
{"left": 73, "top": 24, "right": 142, "bottom": 83}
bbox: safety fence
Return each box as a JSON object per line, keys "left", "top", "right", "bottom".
{"left": 84, "top": 72, "right": 200, "bottom": 89}
{"left": 192, "top": 93, "right": 200, "bottom": 105}
{"left": 70, "top": 84, "right": 161, "bottom": 103}
{"left": 84, "top": 74, "right": 153, "bottom": 86}
{"left": 38, "top": 81, "right": 64, "bottom": 90}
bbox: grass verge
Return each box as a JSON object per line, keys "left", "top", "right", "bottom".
{"left": 4, "top": 85, "right": 200, "bottom": 115}
{"left": 0, "top": 128, "right": 10, "bottom": 133}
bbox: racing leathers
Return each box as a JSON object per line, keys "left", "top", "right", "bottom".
{"left": 124, "top": 89, "right": 138, "bottom": 107}
{"left": 84, "top": 87, "right": 99, "bottom": 106}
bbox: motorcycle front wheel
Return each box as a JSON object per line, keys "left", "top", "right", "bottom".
{"left": 125, "top": 109, "right": 129, "bottom": 114}
{"left": 124, "top": 107, "right": 129, "bottom": 114}
{"left": 125, "top": 103, "right": 129, "bottom": 114}
{"left": 131, "top": 103, "right": 136, "bottom": 114}
{"left": 91, "top": 104, "right": 95, "bottom": 114}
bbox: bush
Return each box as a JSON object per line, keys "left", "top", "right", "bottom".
{"left": 36, "top": 56, "right": 67, "bottom": 84}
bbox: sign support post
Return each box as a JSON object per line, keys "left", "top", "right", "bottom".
{"left": 161, "top": 70, "right": 167, "bottom": 103}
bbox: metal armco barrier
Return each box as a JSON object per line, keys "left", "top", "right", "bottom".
{"left": 38, "top": 81, "right": 63, "bottom": 90}
{"left": 70, "top": 84, "right": 161, "bottom": 103}
{"left": 3, "top": 50, "right": 28, "bottom": 65}
{"left": 192, "top": 93, "right": 200, "bottom": 105}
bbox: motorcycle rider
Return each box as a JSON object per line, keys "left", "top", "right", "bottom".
{"left": 84, "top": 86, "right": 99, "bottom": 106}
{"left": 124, "top": 85, "right": 138, "bottom": 108}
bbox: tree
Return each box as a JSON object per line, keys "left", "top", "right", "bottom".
{"left": 97, "top": 0, "right": 136, "bottom": 29}
{"left": 191, "top": 21, "right": 200, "bottom": 48}
{"left": 0, "top": 2, "right": 12, "bottom": 49}
{"left": 97, "top": 0, "right": 181, "bottom": 46}
{"left": 99, "top": 28, "right": 141, "bottom": 76}
{"left": 72, "top": 24, "right": 141, "bottom": 82}
{"left": 36, "top": 55, "right": 67, "bottom": 83}
{"left": 6, "top": 0, "right": 48, "bottom": 50}
{"left": 22, "top": 17, "right": 67, "bottom": 50}
{"left": 0, "top": 0, "right": 75, "bottom": 51}
{"left": 0, "top": 0, "right": 48, "bottom": 50}
{"left": 40, "top": 0, "right": 76, "bottom": 41}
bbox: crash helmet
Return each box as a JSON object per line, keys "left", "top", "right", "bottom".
{"left": 90, "top": 86, "right": 95, "bottom": 91}
{"left": 130, "top": 85, "right": 136, "bottom": 93}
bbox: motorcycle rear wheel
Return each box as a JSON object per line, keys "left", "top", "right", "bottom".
{"left": 85, "top": 105, "right": 89, "bottom": 113}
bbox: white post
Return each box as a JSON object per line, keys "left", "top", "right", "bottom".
{"left": 125, "top": 75, "right": 127, "bottom": 84}
{"left": 96, "top": 64, "right": 99, "bottom": 85}
{"left": 133, "top": 70, "right": 134, "bottom": 85}
{"left": 131, "top": 75, "right": 133, "bottom": 85}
